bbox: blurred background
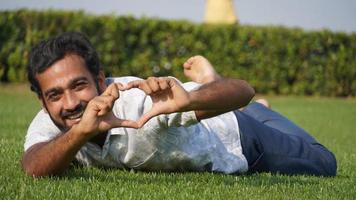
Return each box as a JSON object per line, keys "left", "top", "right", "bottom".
{"left": 2, "top": 0, "right": 356, "bottom": 32}
{"left": 0, "top": 0, "right": 355, "bottom": 96}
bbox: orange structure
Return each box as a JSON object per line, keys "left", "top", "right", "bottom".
{"left": 204, "top": 0, "right": 238, "bottom": 24}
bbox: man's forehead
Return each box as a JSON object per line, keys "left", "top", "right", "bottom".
{"left": 36, "top": 55, "right": 93, "bottom": 92}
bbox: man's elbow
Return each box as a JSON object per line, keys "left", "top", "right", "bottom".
{"left": 22, "top": 167, "right": 41, "bottom": 178}
{"left": 21, "top": 154, "right": 60, "bottom": 178}
{"left": 240, "top": 80, "right": 255, "bottom": 106}
{"left": 22, "top": 162, "right": 61, "bottom": 178}
{"left": 246, "top": 82, "right": 256, "bottom": 101}
{"left": 21, "top": 156, "right": 44, "bottom": 178}
{"left": 21, "top": 157, "right": 40, "bottom": 177}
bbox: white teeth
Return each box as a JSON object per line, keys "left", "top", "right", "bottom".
{"left": 67, "top": 111, "right": 83, "bottom": 120}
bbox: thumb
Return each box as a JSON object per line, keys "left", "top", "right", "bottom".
{"left": 111, "top": 117, "right": 139, "bottom": 129}
{"left": 137, "top": 109, "right": 160, "bottom": 128}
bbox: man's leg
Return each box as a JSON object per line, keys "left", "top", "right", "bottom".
{"left": 236, "top": 100, "right": 337, "bottom": 176}
{"left": 182, "top": 56, "right": 337, "bottom": 176}
{"left": 242, "top": 101, "right": 318, "bottom": 143}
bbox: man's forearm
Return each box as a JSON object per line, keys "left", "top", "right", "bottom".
{"left": 22, "top": 126, "right": 90, "bottom": 177}
{"left": 187, "top": 78, "right": 255, "bottom": 120}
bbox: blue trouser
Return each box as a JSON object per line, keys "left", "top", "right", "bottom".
{"left": 235, "top": 102, "right": 337, "bottom": 176}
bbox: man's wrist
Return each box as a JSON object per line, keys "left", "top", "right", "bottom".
{"left": 185, "top": 91, "right": 199, "bottom": 111}
{"left": 70, "top": 123, "right": 96, "bottom": 144}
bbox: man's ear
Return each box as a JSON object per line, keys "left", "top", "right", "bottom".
{"left": 97, "top": 71, "right": 107, "bottom": 92}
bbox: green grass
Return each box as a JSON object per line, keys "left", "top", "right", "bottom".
{"left": 1, "top": 84, "right": 356, "bottom": 199}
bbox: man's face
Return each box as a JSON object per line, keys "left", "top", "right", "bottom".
{"left": 36, "top": 54, "right": 105, "bottom": 131}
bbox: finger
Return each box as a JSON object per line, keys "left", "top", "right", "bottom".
{"left": 158, "top": 77, "right": 169, "bottom": 91}
{"left": 102, "top": 83, "right": 118, "bottom": 99}
{"left": 166, "top": 77, "right": 178, "bottom": 88}
{"left": 125, "top": 80, "right": 142, "bottom": 90}
{"left": 111, "top": 118, "right": 139, "bottom": 129}
{"left": 97, "top": 102, "right": 111, "bottom": 116}
{"left": 110, "top": 83, "right": 125, "bottom": 99}
{"left": 147, "top": 77, "right": 160, "bottom": 93}
{"left": 126, "top": 80, "right": 153, "bottom": 95}
{"left": 91, "top": 97, "right": 114, "bottom": 116}
{"left": 137, "top": 109, "right": 160, "bottom": 128}
{"left": 96, "top": 95, "right": 116, "bottom": 108}
{"left": 139, "top": 81, "right": 153, "bottom": 94}
{"left": 115, "top": 83, "right": 126, "bottom": 91}
{"left": 102, "top": 83, "right": 115, "bottom": 96}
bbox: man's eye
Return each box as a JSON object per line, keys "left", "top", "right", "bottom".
{"left": 74, "top": 82, "right": 88, "bottom": 90}
{"left": 48, "top": 94, "right": 60, "bottom": 101}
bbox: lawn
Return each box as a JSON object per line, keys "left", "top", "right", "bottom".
{"left": 0, "top": 84, "right": 355, "bottom": 199}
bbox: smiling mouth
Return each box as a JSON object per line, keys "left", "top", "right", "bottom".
{"left": 66, "top": 110, "right": 84, "bottom": 120}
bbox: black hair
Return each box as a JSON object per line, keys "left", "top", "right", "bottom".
{"left": 27, "top": 32, "right": 101, "bottom": 95}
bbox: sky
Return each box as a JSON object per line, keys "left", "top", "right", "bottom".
{"left": 1, "top": 0, "right": 356, "bottom": 33}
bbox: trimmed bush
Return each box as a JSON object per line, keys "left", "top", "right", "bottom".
{"left": 0, "top": 9, "right": 355, "bottom": 96}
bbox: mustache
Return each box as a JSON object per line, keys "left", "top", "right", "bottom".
{"left": 61, "top": 103, "right": 86, "bottom": 118}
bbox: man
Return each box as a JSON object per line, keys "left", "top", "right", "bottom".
{"left": 22, "top": 32, "right": 337, "bottom": 177}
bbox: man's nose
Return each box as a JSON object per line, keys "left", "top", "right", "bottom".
{"left": 62, "top": 91, "right": 80, "bottom": 111}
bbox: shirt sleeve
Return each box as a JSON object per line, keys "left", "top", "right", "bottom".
{"left": 24, "top": 110, "right": 61, "bottom": 151}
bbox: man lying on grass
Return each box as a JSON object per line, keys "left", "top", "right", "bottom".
{"left": 22, "top": 32, "right": 337, "bottom": 177}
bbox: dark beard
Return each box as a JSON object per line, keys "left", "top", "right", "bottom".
{"left": 48, "top": 102, "right": 87, "bottom": 132}
{"left": 47, "top": 112, "right": 67, "bottom": 132}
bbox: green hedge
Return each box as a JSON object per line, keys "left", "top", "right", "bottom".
{"left": 1, "top": 9, "right": 355, "bottom": 96}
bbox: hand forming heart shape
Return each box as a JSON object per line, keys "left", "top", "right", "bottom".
{"left": 77, "top": 77, "right": 191, "bottom": 135}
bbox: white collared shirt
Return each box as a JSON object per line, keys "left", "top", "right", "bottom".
{"left": 24, "top": 76, "right": 248, "bottom": 174}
